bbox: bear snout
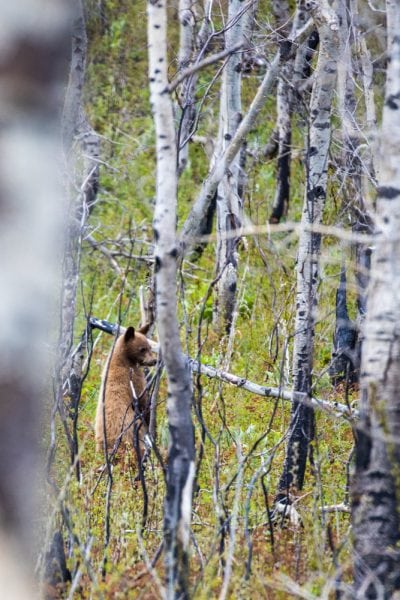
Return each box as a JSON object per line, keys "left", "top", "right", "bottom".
{"left": 142, "top": 354, "right": 157, "bottom": 367}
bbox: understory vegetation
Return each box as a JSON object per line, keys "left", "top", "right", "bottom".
{"left": 48, "top": 1, "right": 387, "bottom": 597}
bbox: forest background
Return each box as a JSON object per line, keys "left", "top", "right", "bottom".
{"left": 1, "top": 0, "right": 400, "bottom": 599}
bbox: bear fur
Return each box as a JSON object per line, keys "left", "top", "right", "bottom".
{"left": 95, "top": 324, "right": 156, "bottom": 454}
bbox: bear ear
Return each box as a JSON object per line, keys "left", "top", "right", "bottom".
{"left": 138, "top": 322, "right": 151, "bottom": 335}
{"left": 124, "top": 326, "right": 135, "bottom": 342}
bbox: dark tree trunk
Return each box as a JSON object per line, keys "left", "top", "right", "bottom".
{"left": 329, "top": 264, "right": 357, "bottom": 386}
{"left": 276, "top": 2, "right": 339, "bottom": 503}
{"left": 269, "top": 1, "right": 291, "bottom": 224}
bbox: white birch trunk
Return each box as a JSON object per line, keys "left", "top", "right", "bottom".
{"left": 179, "top": 3, "right": 314, "bottom": 258}
{"left": 176, "top": 0, "right": 196, "bottom": 174}
{"left": 179, "top": 40, "right": 281, "bottom": 257}
{"left": 147, "top": 2, "right": 195, "bottom": 597}
{"left": 277, "top": 1, "right": 339, "bottom": 497}
{"left": 57, "top": 1, "right": 100, "bottom": 485}
{"left": 269, "top": 0, "right": 292, "bottom": 224}
{"left": 329, "top": 0, "right": 371, "bottom": 385}
{"left": 352, "top": 1, "right": 400, "bottom": 595}
{"left": 213, "top": 0, "right": 248, "bottom": 333}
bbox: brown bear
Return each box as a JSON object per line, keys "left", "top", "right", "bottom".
{"left": 95, "top": 324, "right": 156, "bottom": 455}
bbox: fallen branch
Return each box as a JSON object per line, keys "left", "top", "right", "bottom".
{"left": 188, "top": 360, "right": 355, "bottom": 419}
{"left": 320, "top": 503, "right": 350, "bottom": 514}
{"left": 89, "top": 317, "right": 357, "bottom": 420}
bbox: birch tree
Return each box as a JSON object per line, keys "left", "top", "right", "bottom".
{"left": 213, "top": 0, "right": 250, "bottom": 334}
{"left": 352, "top": 2, "right": 400, "bottom": 595}
{"left": 57, "top": 0, "right": 100, "bottom": 484}
{"left": 268, "top": 0, "right": 291, "bottom": 224}
{"left": 179, "top": 4, "right": 316, "bottom": 257}
{"left": 0, "top": 0, "right": 70, "bottom": 595}
{"left": 176, "top": 0, "right": 197, "bottom": 175}
{"left": 329, "top": 0, "right": 373, "bottom": 387}
{"left": 148, "top": 2, "right": 195, "bottom": 597}
{"left": 179, "top": 35, "right": 282, "bottom": 258}
{"left": 276, "top": 1, "right": 339, "bottom": 502}
{"left": 60, "top": 0, "right": 100, "bottom": 400}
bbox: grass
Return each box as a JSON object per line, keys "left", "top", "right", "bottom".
{"left": 48, "top": 1, "right": 363, "bottom": 597}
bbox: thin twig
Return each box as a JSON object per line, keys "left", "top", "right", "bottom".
{"left": 168, "top": 42, "right": 244, "bottom": 92}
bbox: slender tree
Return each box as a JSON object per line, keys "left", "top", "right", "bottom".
{"left": 176, "top": 0, "right": 196, "bottom": 175}
{"left": 179, "top": 5, "right": 316, "bottom": 257}
{"left": 179, "top": 40, "right": 282, "bottom": 257}
{"left": 60, "top": 0, "right": 100, "bottom": 400}
{"left": 213, "top": 0, "right": 250, "bottom": 334}
{"left": 329, "top": 0, "right": 371, "bottom": 387}
{"left": 352, "top": 1, "right": 400, "bottom": 596}
{"left": 276, "top": 1, "right": 339, "bottom": 501}
{"left": 148, "top": 1, "right": 195, "bottom": 597}
{"left": 268, "top": 0, "right": 291, "bottom": 224}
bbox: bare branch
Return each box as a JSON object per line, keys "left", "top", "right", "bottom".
{"left": 168, "top": 42, "right": 244, "bottom": 92}
{"left": 89, "top": 317, "right": 356, "bottom": 420}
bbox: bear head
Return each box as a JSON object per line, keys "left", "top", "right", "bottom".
{"left": 121, "top": 324, "right": 157, "bottom": 367}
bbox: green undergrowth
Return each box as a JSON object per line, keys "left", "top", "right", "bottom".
{"left": 52, "top": 1, "right": 361, "bottom": 597}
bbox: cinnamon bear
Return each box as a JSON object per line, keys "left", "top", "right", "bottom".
{"left": 95, "top": 324, "right": 156, "bottom": 455}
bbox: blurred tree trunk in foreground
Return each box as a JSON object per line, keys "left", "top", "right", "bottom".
{"left": 352, "top": 2, "right": 400, "bottom": 596}
{"left": 0, "top": 0, "right": 70, "bottom": 596}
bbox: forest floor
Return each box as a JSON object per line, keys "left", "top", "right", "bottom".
{"left": 49, "top": 1, "right": 361, "bottom": 597}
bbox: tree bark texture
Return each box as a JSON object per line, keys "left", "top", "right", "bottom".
{"left": 179, "top": 3, "right": 315, "bottom": 259}
{"left": 329, "top": 0, "right": 370, "bottom": 386}
{"left": 213, "top": 0, "right": 249, "bottom": 334}
{"left": 55, "top": 0, "right": 100, "bottom": 491}
{"left": 176, "top": 0, "right": 196, "bottom": 175}
{"left": 60, "top": 0, "right": 100, "bottom": 398}
{"left": 352, "top": 2, "right": 400, "bottom": 596}
{"left": 147, "top": 2, "right": 195, "bottom": 598}
{"left": 179, "top": 37, "right": 281, "bottom": 257}
{"left": 277, "top": 1, "right": 339, "bottom": 498}
{"left": 0, "top": 0, "right": 70, "bottom": 594}
{"left": 269, "top": 0, "right": 291, "bottom": 224}
{"left": 329, "top": 264, "right": 357, "bottom": 385}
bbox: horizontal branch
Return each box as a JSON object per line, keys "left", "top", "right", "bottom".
{"left": 198, "top": 218, "right": 376, "bottom": 246}
{"left": 89, "top": 317, "right": 356, "bottom": 420}
{"left": 188, "top": 359, "right": 355, "bottom": 419}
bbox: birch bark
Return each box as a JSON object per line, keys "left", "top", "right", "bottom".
{"left": 276, "top": 1, "right": 339, "bottom": 498}
{"left": 179, "top": 4, "right": 315, "bottom": 258}
{"left": 329, "top": 0, "right": 360, "bottom": 385}
{"left": 176, "top": 0, "right": 196, "bottom": 174}
{"left": 57, "top": 0, "right": 100, "bottom": 482}
{"left": 148, "top": 2, "right": 195, "bottom": 597}
{"left": 179, "top": 38, "right": 281, "bottom": 257}
{"left": 352, "top": 1, "right": 400, "bottom": 595}
{"left": 213, "top": 0, "right": 249, "bottom": 333}
{"left": 269, "top": 1, "right": 291, "bottom": 224}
